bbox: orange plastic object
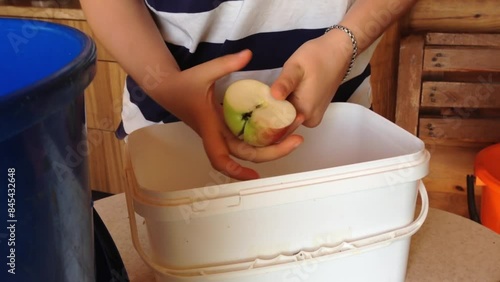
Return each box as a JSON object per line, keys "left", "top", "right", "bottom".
{"left": 475, "top": 143, "right": 500, "bottom": 233}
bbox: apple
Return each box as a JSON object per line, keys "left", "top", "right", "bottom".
{"left": 223, "top": 79, "right": 296, "bottom": 147}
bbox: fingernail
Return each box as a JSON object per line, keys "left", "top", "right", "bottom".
{"left": 237, "top": 49, "right": 249, "bottom": 57}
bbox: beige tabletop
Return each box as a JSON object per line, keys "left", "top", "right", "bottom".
{"left": 94, "top": 193, "right": 500, "bottom": 282}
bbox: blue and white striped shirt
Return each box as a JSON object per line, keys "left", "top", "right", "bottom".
{"left": 117, "top": 0, "right": 377, "bottom": 138}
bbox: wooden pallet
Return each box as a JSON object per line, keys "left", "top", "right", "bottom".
{"left": 396, "top": 32, "right": 500, "bottom": 217}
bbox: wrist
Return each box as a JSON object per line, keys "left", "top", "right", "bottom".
{"left": 324, "top": 25, "right": 358, "bottom": 81}
{"left": 138, "top": 69, "right": 181, "bottom": 108}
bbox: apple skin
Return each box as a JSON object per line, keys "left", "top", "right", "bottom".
{"left": 243, "top": 118, "right": 290, "bottom": 147}
{"left": 223, "top": 79, "right": 296, "bottom": 147}
{"left": 223, "top": 101, "right": 248, "bottom": 138}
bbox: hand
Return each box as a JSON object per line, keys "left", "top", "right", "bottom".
{"left": 165, "top": 50, "right": 304, "bottom": 180}
{"left": 270, "top": 32, "right": 351, "bottom": 128}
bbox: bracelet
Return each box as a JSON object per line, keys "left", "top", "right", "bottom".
{"left": 325, "top": 24, "right": 358, "bottom": 81}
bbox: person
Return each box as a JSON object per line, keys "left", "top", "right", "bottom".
{"left": 80, "top": 0, "right": 417, "bottom": 180}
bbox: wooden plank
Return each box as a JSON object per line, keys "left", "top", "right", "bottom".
{"left": 421, "top": 81, "right": 500, "bottom": 108}
{"left": 437, "top": 108, "right": 500, "bottom": 119}
{"left": 395, "top": 35, "right": 425, "bottom": 135}
{"left": 423, "top": 143, "right": 483, "bottom": 194}
{"left": 421, "top": 143, "right": 486, "bottom": 218}
{"left": 425, "top": 33, "right": 500, "bottom": 48}
{"left": 419, "top": 118, "right": 500, "bottom": 143}
{"left": 84, "top": 61, "right": 127, "bottom": 131}
{"left": 423, "top": 47, "right": 500, "bottom": 74}
{"left": 88, "top": 129, "right": 126, "bottom": 194}
{"left": 423, "top": 72, "right": 500, "bottom": 84}
{"left": 406, "top": 0, "right": 500, "bottom": 33}
{"left": 0, "top": 5, "right": 85, "bottom": 20}
{"left": 370, "top": 22, "right": 401, "bottom": 122}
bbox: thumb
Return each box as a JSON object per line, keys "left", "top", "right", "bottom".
{"left": 194, "top": 49, "right": 253, "bottom": 82}
{"left": 270, "top": 63, "right": 303, "bottom": 100}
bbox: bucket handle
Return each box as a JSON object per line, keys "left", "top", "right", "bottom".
{"left": 123, "top": 167, "right": 179, "bottom": 277}
{"left": 122, "top": 143, "right": 177, "bottom": 277}
{"left": 342, "top": 181, "right": 429, "bottom": 248}
{"left": 124, "top": 179, "right": 429, "bottom": 277}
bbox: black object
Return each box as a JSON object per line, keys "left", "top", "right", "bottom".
{"left": 332, "top": 64, "right": 371, "bottom": 103}
{"left": 94, "top": 207, "right": 129, "bottom": 282}
{"left": 466, "top": 174, "right": 481, "bottom": 224}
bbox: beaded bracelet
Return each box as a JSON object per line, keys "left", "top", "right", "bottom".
{"left": 325, "top": 24, "right": 358, "bottom": 81}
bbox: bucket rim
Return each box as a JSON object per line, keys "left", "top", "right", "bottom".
{"left": 475, "top": 143, "right": 500, "bottom": 189}
{"left": 130, "top": 149, "right": 429, "bottom": 216}
{"left": 0, "top": 17, "right": 96, "bottom": 99}
{"left": 0, "top": 18, "right": 97, "bottom": 141}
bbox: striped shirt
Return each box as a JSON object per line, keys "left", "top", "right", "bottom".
{"left": 117, "top": 0, "right": 378, "bottom": 139}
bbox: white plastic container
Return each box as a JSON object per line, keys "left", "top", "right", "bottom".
{"left": 126, "top": 182, "right": 428, "bottom": 282}
{"left": 125, "top": 103, "right": 430, "bottom": 276}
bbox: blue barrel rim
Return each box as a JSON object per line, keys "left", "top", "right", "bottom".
{"left": 0, "top": 18, "right": 97, "bottom": 141}
{"left": 0, "top": 17, "right": 97, "bottom": 101}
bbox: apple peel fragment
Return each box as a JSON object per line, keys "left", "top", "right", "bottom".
{"left": 223, "top": 79, "right": 296, "bottom": 147}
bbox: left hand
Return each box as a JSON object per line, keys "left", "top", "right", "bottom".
{"left": 270, "top": 31, "right": 352, "bottom": 128}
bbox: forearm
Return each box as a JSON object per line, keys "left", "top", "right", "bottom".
{"left": 324, "top": 0, "right": 417, "bottom": 54}
{"left": 79, "top": 0, "right": 179, "bottom": 104}
{"left": 341, "top": 0, "right": 416, "bottom": 51}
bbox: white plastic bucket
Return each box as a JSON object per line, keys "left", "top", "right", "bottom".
{"left": 126, "top": 183, "right": 428, "bottom": 282}
{"left": 125, "top": 103, "right": 430, "bottom": 278}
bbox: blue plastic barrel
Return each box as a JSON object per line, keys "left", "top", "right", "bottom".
{"left": 0, "top": 18, "right": 96, "bottom": 281}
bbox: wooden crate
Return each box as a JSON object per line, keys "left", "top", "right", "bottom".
{"left": 396, "top": 32, "right": 500, "bottom": 217}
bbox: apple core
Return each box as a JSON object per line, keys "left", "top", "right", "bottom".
{"left": 223, "top": 79, "right": 296, "bottom": 147}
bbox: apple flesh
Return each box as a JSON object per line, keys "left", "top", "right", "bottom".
{"left": 223, "top": 79, "right": 296, "bottom": 147}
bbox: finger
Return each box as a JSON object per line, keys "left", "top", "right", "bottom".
{"left": 301, "top": 104, "right": 328, "bottom": 128}
{"left": 192, "top": 49, "right": 253, "bottom": 82}
{"left": 202, "top": 130, "right": 260, "bottom": 181}
{"left": 228, "top": 134, "right": 304, "bottom": 163}
{"left": 302, "top": 115, "right": 323, "bottom": 128}
{"left": 270, "top": 63, "right": 304, "bottom": 100}
{"left": 283, "top": 112, "right": 305, "bottom": 138}
{"left": 270, "top": 112, "right": 305, "bottom": 144}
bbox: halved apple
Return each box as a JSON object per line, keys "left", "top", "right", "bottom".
{"left": 223, "top": 79, "right": 296, "bottom": 147}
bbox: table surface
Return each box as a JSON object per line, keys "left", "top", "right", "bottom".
{"left": 94, "top": 193, "right": 500, "bottom": 282}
